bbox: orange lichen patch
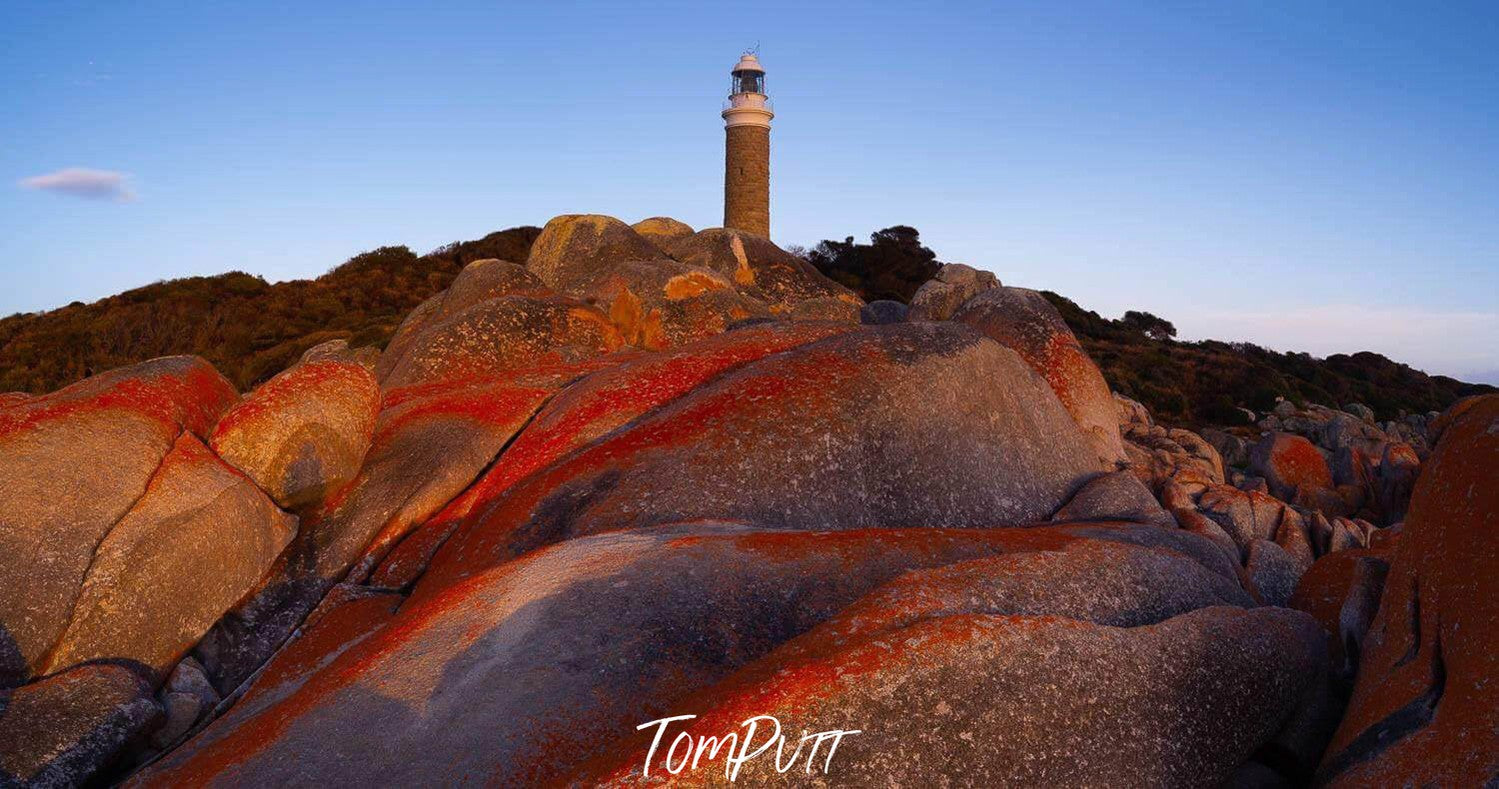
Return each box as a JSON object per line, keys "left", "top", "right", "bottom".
{"left": 1321, "top": 395, "right": 1499, "bottom": 786}
{"left": 0, "top": 392, "right": 31, "bottom": 408}
{"left": 369, "top": 322, "right": 854, "bottom": 588}
{"left": 0, "top": 356, "right": 237, "bottom": 439}
{"left": 731, "top": 236, "right": 756, "bottom": 286}
{"left": 606, "top": 287, "right": 670, "bottom": 350}
{"left": 1270, "top": 434, "right": 1334, "bottom": 491}
{"left": 663, "top": 271, "right": 730, "bottom": 301}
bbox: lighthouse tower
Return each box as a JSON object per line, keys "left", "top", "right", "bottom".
{"left": 722, "top": 52, "right": 773, "bottom": 237}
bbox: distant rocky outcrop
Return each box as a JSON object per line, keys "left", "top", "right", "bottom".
{"left": 0, "top": 214, "right": 1489, "bottom": 787}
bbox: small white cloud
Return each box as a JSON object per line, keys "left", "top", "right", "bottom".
{"left": 19, "top": 168, "right": 136, "bottom": 202}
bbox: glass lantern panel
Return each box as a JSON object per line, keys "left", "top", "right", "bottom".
{"left": 732, "top": 71, "right": 764, "bottom": 94}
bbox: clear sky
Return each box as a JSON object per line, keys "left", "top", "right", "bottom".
{"left": 4, "top": 1, "right": 1497, "bottom": 382}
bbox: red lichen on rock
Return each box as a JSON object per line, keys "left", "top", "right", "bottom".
{"left": 0, "top": 355, "right": 237, "bottom": 439}
{"left": 1252, "top": 432, "right": 1334, "bottom": 501}
{"left": 369, "top": 322, "right": 851, "bottom": 588}
{"left": 1319, "top": 394, "right": 1499, "bottom": 786}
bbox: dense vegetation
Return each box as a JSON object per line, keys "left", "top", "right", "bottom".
{"left": 795, "top": 225, "right": 1490, "bottom": 425}
{"left": 0, "top": 227, "right": 539, "bottom": 393}
{"left": 1042, "top": 292, "right": 1492, "bottom": 426}
{"left": 2, "top": 221, "right": 1488, "bottom": 428}
{"left": 803, "top": 225, "right": 941, "bottom": 303}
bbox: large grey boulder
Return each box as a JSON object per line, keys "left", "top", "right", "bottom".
{"left": 424, "top": 322, "right": 1107, "bottom": 587}
{"left": 952, "top": 287, "right": 1126, "bottom": 466}
{"left": 595, "top": 605, "right": 1331, "bottom": 787}
{"left": 907, "top": 262, "right": 1000, "bottom": 321}
{"left": 137, "top": 522, "right": 1262, "bottom": 787}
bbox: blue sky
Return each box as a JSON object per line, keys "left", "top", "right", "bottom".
{"left": 3, "top": 1, "right": 1497, "bottom": 382}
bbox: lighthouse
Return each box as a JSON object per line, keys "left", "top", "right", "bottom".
{"left": 722, "top": 52, "right": 773, "bottom": 237}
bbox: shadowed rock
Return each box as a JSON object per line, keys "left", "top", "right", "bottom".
{"left": 1052, "top": 469, "right": 1176, "bottom": 528}
{"left": 859, "top": 299, "right": 908, "bottom": 325}
{"left": 1, "top": 663, "right": 160, "bottom": 787}
{"left": 1245, "top": 538, "right": 1300, "bottom": 607}
{"left": 134, "top": 522, "right": 1251, "bottom": 787}
{"left": 1319, "top": 394, "right": 1499, "bottom": 786}
{"left": 589, "top": 606, "right": 1329, "bottom": 787}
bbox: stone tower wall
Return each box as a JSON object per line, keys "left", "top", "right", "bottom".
{"left": 724, "top": 124, "right": 770, "bottom": 237}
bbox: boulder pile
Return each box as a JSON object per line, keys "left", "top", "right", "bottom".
{"left": 0, "top": 217, "right": 1490, "bottom": 787}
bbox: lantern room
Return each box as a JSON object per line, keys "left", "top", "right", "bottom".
{"left": 730, "top": 53, "right": 766, "bottom": 96}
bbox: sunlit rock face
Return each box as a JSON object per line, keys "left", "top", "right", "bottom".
{"left": 211, "top": 340, "right": 381, "bottom": 514}
{"left": 630, "top": 216, "right": 696, "bottom": 251}
{"left": 0, "top": 356, "right": 239, "bottom": 686}
{"left": 0, "top": 214, "right": 1474, "bottom": 787}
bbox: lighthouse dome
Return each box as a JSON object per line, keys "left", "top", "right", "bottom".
{"left": 731, "top": 53, "right": 765, "bottom": 73}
